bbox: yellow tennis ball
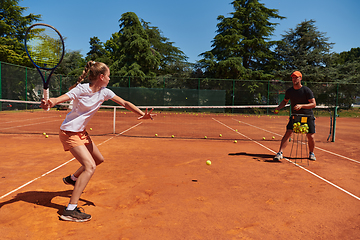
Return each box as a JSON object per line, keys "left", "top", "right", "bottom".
{"left": 45, "top": 135, "right": 49, "bottom": 138}
{"left": 204, "top": 136, "right": 207, "bottom": 139}
{"left": 90, "top": 128, "right": 93, "bottom": 131}
{"left": 42, "top": 132, "right": 46, "bottom": 135}
{"left": 219, "top": 134, "right": 222, "bottom": 137}
{"left": 155, "top": 134, "right": 158, "bottom": 137}
{"left": 272, "top": 136, "right": 275, "bottom": 139}
{"left": 263, "top": 137, "right": 265, "bottom": 140}
{"left": 171, "top": 135, "right": 174, "bottom": 138}
{"left": 206, "top": 160, "right": 211, "bottom": 165}
{"left": 234, "top": 140, "right": 237, "bottom": 143}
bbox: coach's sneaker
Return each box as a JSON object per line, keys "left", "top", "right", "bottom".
{"left": 273, "top": 152, "right": 283, "bottom": 161}
{"left": 309, "top": 152, "right": 316, "bottom": 161}
{"left": 60, "top": 207, "right": 91, "bottom": 222}
{"left": 63, "top": 175, "right": 76, "bottom": 186}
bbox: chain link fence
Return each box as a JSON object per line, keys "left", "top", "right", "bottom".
{"left": 1, "top": 61, "right": 359, "bottom": 109}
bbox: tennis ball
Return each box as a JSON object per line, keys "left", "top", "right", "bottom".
{"left": 42, "top": 132, "right": 46, "bottom": 135}
{"left": 263, "top": 137, "right": 265, "bottom": 140}
{"left": 234, "top": 140, "right": 237, "bottom": 143}
{"left": 206, "top": 160, "right": 211, "bottom": 165}
{"left": 90, "top": 128, "right": 93, "bottom": 131}
{"left": 272, "top": 136, "right": 275, "bottom": 139}
{"left": 171, "top": 135, "right": 174, "bottom": 138}
{"left": 45, "top": 135, "right": 49, "bottom": 138}
{"left": 155, "top": 134, "right": 158, "bottom": 137}
{"left": 204, "top": 136, "right": 207, "bottom": 139}
{"left": 219, "top": 134, "right": 222, "bottom": 137}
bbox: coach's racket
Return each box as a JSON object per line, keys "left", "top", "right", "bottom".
{"left": 25, "top": 23, "right": 65, "bottom": 110}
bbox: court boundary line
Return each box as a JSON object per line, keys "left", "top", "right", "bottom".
{"left": 213, "top": 118, "right": 360, "bottom": 201}
{"left": 236, "top": 119, "right": 360, "bottom": 164}
{"left": 0, "top": 122, "right": 143, "bottom": 200}
{"left": 0, "top": 119, "right": 61, "bottom": 130}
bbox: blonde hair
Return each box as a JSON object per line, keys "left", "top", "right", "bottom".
{"left": 69, "top": 61, "right": 109, "bottom": 90}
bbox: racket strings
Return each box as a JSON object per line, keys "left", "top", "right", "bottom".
{"left": 26, "top": 27, "right": 64, "bottom": 69}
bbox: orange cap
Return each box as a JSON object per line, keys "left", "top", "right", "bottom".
{"left": 291, "top": 71, "right": 302, "bottom": 78}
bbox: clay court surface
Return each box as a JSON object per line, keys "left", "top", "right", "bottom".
{"left": 0, "top": 109, "right": 359, "bottom": 239}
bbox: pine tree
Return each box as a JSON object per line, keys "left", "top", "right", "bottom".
{"left": 274, "top": 19, "right": 334, "bottom": 81}
{"left": 198, "top": 0, "right": 284, "bottom": 79}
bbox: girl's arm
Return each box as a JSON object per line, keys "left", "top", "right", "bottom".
{"left": 41, "top": 94, "right": 71, "bottom": 110}
{"left": 111, "top": 95, "right": 155, "bottom": 120}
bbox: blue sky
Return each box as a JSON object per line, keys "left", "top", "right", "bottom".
{"left": 21, "top": 0, "right": 360, "bottom": 63}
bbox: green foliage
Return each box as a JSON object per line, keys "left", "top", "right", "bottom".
{"left": 198, "top": 0, "right": 285, "bottom": 79}
{"left": 0, "top": 37, "right": 31, "bottom": 65}
{"left": 57, "top": 50, "right": 86, "bottom": 76}
{"left": 105, "top": 12, "right": 160, "bottom": 84}
{"left": 333, "top": 47, "right": 360, "bottom": 65}
{"left": 142, "top": 20, "right": 190, "bottom": 77}
{"left": 0, "top": 0, "right": 41, "bottom": 65}
{"left": 274, "top": 20, "right": 333, "bottom": 81}
{"left": 86, "top": 37, "right": 107, "bottom": 60}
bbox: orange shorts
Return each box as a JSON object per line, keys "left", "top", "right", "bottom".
{"left": 59, "top": 129, "right": 92, "bottom": 151}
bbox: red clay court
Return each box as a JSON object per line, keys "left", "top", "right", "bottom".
{"left": 0, "top": 108, "right": 359, "bottom": 239}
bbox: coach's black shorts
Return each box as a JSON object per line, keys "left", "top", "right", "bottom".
{"left": 286, "top": 114, "right": 315, "bottom": 134}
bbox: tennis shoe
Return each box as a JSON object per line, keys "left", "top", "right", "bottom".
{"left": 273, "top": 152, "right": 283, "bottom": 161}
{"left": 63, "top": 175, "right": 76, "bottom": 186}
{"left": 59, "top": 207, "right": 91, "bottom": 222}
{"left": 309, "top": 152, "right": 316, "bottom": 161}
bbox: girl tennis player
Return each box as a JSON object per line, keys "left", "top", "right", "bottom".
{"left": 41, "top": 61, "right": 155, "bottom": 222}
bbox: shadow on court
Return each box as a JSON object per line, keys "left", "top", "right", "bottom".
{"left": 228, "top": 152, "right": 282, "bottom": 163}
{"left": 0, "top": 190, "right": 95, "bottom": 214}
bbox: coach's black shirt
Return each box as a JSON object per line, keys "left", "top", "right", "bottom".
{"left": 285, "top": 86, "right": 315, "bottom": 115}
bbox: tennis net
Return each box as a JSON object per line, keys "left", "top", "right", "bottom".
{"left": 0, "top": 99, "right": 332, "bottom": 139}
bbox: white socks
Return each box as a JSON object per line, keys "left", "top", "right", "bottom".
{"left": 66, "top": 204, "right": 77, "bottom": 211}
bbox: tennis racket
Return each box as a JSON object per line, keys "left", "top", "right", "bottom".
{"left": 25, "top": 23, "right": 65, "bottom": 110}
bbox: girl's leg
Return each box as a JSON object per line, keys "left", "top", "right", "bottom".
{"left": 72, "top": 142, "right": 104, "bottom": 178}
{"left": 68, "top": 145, "right": 97, "bottom": 205}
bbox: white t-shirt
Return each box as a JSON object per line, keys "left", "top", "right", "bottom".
{"left": 60, "top": 83, "right": 116, "bottom": 132}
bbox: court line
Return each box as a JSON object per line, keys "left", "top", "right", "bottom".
{"left": 0, "top": 116, "right": 57, "bottom": 125}
{"left": 213, "top": 118, "right": 360, "bottom": 201}
{"left": 236, "top": 119, "right": 360, "bottom": 164}
{"left": 0, "top": 119, "right": 61, "bottom": 130}
{"left": 0, "top": 122, "right": 143, "bottom": 200}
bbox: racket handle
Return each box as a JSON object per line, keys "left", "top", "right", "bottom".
{"left": 43, "top": 88, "right": 50, "bottom": 111}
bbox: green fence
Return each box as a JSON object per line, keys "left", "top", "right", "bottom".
{"left": 0, "top": 61, "right": 359, "bottom": 108}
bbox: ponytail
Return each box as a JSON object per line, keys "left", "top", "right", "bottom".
{"left": 69, "top": 61, "right": 98, "bottom": 90}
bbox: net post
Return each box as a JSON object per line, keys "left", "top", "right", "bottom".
{"left": 25, "top": 67, "right": 28, "bottom": 109}
{"left": 0, "top": 61, "right": 2, "bottom": 111}
{"left": 232, "top": 80, "right": 235, "bottom": 113}
{"left": 331, "top": 106, "right": 337, "bottom": 142}
{"left": 266, "top": 80, "right": 270, "bottom": 115}
{"left": 113, "top": 107, "right": 116, "bottom": 134}
{"left": 59, "top": 75, "right": 62, "bottom": 96}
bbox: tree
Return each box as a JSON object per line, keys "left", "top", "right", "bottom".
{"left": 198, "top": 0, "right": 285, "bottom": 79}
{"left": 106, "top": 12, "right": 160, "bottom": 86}
{"left": 57, "top": 50, "right": 86, "bottom": 76}
{"left": 142, "top": 20, "right": 190, "bottom": 77}
{"left": 274, "top": 19, "right": 334, "bottom": 81}
{"left": 85, "top": 36, "right": 112, "bottom": 65}
{"left": 333, "top": 47, "right": 360, "bottom": 65}
{"left": 0, "top": 0, "right": 41, "bottom": 65}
